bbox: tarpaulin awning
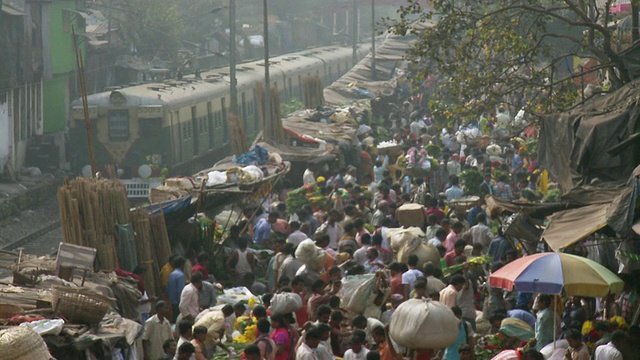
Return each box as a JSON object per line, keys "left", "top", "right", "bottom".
{"left": 541, "top": 203, "right": 609, "bottom": 251}
{"left": 539, "top": 79, "right": 640, "bottom": 191}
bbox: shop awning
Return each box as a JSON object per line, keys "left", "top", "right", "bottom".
{"left": 541, "top": 203, "right": 609, "bottom": 251}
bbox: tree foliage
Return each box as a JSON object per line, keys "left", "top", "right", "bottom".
{"left": 385, "top": 0, "right": 633, "bottom": 120}
{"left": 116, "top": 0, "right": 185, "bottom": 59}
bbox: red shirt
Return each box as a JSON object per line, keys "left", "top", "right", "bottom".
{"left": 390, "top": 274, "right": 403, "bottom": 296}
{"left": 191, "top": 263, "right": 209, "bottom": 280}
{"left": 444, "top": 250, "right": 466, "bottom": 267}
{"left": 425, "top": 207, "right": 445, "bottom": 224}
{"left": 295, "top": 291, "right": 308, "bottom": 325}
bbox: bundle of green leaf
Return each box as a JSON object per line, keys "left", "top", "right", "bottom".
{"left": 285, "top": 184, "right": 325, "bottom": 213}
{"left": 544, "top": 189, "right": 561, "bottom": 203}
{"left": 286, "top": 187, "right": 310, "bottom": 214}
{"left": 443, "top": 255, "right": 492, "bottom": 278}
{"left": 460, "top": 169, "right": 484, "bottom": 196}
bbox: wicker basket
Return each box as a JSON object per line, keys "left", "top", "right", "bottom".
{"left": 52, "top": 286, "right": 115, "bottom": 325}
{"left": 0, "top": 326, "right": 52, "bottom": 360}
{"left": 0, "top": 304, "right": 23, "bottom": 319}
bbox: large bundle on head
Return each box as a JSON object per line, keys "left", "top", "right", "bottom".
{"left": 0, "top": 326, "right": 53, "bottom": 360}
{"left": 388, "top": 227, "right": 440, "bottom": 267}
{"left": 270, "top": 293, "right": 303, "bottom": 315}
{"left": 396, "top": 203, "right": 426, "bottom": 228}
{"left": 295, "top": 239, "right": 326, "bottom": 272}
{"left": 388, "top": 227, "right": 425, "bottom": 250}
{"left": 389, "top": 298, "right": 459, "bottom": 349}
{"left": 341, "top": 272, "right": 389, "bottom": 315}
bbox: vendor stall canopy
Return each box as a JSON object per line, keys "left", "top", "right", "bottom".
{"left": 539, "top": 79, "right": 640, "bottom": 192}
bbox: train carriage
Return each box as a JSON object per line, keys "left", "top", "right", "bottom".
{"left": 69, "top": 45, "right": 366, "bottom": 180}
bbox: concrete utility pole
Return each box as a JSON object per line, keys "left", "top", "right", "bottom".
{"left": 229, "top": 0, "right": 238, "bottom": 115}
{"left": 263, "top": 0, "right": 272, "bottom": 140}
{"left": 351, "top": 0, "right": 358, "bottom": 64}
{"left": 371, "top": 0, "right": 376, "bottom": 80}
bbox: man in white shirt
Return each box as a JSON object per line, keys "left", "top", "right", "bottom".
{"left": 279, "top": 243, "right": 303, "bottom": 283}
{"left": 179, "top": 272, "right": 203, "bottom": 322}
{"left": 287, "top": 221, "right": 308, "bottom": 246}
{"left": 174, "top": 319, "right": 195, "bottom": 360}
{"left": 401, "top": 255, "right": 424, "bottom": 299}
{"left": 297, "top": 326, "right": 322, "bottom": 360}
{"left": 428, "top": 228, "right": 448, "bottom": 248}
{"left": 595, "top": 330, "right": 626, "bottom": 360}
{"left": 343, "top": 331, "right": 369, "bottom": 360}
{"left": 143, "top": 300, "right": 173, "bottom": 360}
{"left": 353, "top": 234, "right": 372, "bottom": 266}
{"left": 469, "top": 213, "right": 494, "bottom": 253}
{"left": 316, "top": 209, "right": 343, "bottom": 250}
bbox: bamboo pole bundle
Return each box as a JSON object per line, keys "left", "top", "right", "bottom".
{"left": 131, "top": 209, "right": 157, "bottom": 297}
{"left": 57, "top": 177, "right": 131, "bottom": 258}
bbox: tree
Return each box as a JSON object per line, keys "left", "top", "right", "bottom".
{"left": 385, "top": 0, "right": 635, "bottom": 122}
{"left": 116, "top": 0, "right": 185, "bottom": 60}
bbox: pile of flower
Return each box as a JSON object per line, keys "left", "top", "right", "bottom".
{"left": 233, "top": 316, "right": 258, "bottom": 344}
{"left": 582, "top": 320, "right": 598, "bottom": 349}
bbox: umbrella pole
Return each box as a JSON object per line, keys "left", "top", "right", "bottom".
{"left": 553, "top": 294, "right": 557, "bottom": 349}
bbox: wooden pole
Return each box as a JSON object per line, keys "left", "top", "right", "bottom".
{"left": 72, "top": 26, "right": 98, "bottom": 176}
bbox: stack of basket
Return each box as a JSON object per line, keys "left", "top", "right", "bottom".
{"left": 0, "top": 326, "right": 53, "bottom": 360}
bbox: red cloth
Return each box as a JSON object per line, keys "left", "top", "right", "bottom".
{"left": 294, "top": 291, "right": 308, "bottom": 325}
{"left": 425, "top": 207, "right": 446, "bottom": 224}
{"left": 444, "top": 250, "right": 466, "bottom": 268}
{"left": 191, "top": 263, "right": 209, "bottom": 280}
{"left": 114, "top": 268, "right": 144, "bottom": 293}
{"left": 390, "top": 274, "right": 404, "bottom": 296}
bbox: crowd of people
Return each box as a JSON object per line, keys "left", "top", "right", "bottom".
{"left": 132, "top": 98, "right": 638, "bottom": 360}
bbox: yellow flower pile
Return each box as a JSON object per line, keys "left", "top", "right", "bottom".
{"left": 609, "top": 316, "right": 628, "bottom": 329}
{"left": 233, "top": 316, "right": 258, "bottom": 344}
{"left": 581, "top": 320, "right": 594, "bottom": 336}
{"left": 234, "top": 324, "right": 258, "bottom": 343}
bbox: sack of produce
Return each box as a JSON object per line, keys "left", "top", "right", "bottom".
{"left": 341, "top": 274, "right": 376, "bottom": 314}
{"left": 270, "top": 293, "right": 303, "bottom": 315}
{"left": 396, "top": 203, "right": 426, "bottom": 228}
{"left": 396, "top": 239, "right": 440, "bottom": 269}
{"left": 295, "top": 239, "right": 326, "bottom": 271}
{"left": 341, "top": 272, "right": 389, "bottom": 315}
{"left": 387, "top": 227, "right": 425, "bottom": 252}
{"left": 486, "top": 144, "right": 502, "bottom": 157}
{"left": 389, "top": 298, "right": 459, "bottom": 349}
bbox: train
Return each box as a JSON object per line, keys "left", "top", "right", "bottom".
{"left": 69, "top": 45, "right": 367, "bottom": 181}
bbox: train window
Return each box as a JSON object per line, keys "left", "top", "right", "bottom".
{"left": 288, "top": 78, "right": 293, "bottom": 98}
{"left": 207, "top": 102, "right": 213, "bottom": 122}
{"left": 338, "top": 63, "right": 341, "bottom": 74}
{"left": 108, "top": 110, "right": 129, "bottom": 141}
{"left": 328, "top": 67, "right": 332, "bottom": 82}
{"left": 200, "top": 118, "right": 207, "bottom": 133}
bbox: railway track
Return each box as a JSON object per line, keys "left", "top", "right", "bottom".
{"left": 0, "top": 220, "right": 62, "bottom": 252}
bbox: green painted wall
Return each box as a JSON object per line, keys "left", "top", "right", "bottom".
{"left": 43, "top": 77, "right": 67, "bottom": 133}
{"left": 44, "top": 0, "right": 84, "bottom": 133}
{"left": 50, "top": 0, "right": 79, "bottom": 74}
